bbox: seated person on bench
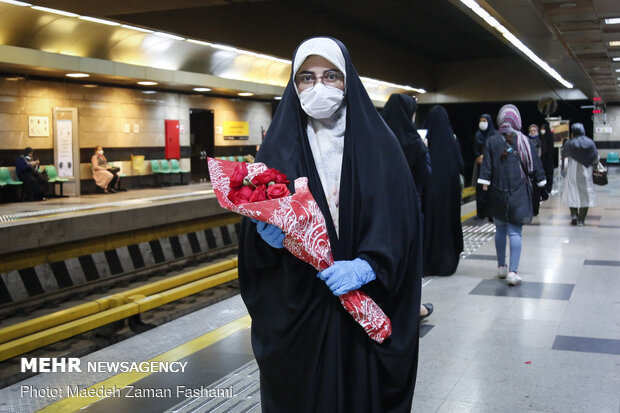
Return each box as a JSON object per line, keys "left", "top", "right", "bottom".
{"left": 91, "top": 146, "right": 120, "bottom": 193}
{"left": 16, "top": 147, "right": 48, "bottom": 201}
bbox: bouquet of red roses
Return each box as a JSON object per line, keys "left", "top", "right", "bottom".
{"left": 208, "top": 157, "right": 392, "bottom": 343}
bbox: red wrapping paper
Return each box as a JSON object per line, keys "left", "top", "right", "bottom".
{"left": 208, "top": 157, "right": 392, "bottom": 343}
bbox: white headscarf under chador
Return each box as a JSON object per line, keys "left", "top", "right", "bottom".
{"left": 293, "top": 37, "right": 347, "bottom": 85}
{"left": 293, "top": 37, "right": 347, "bottom": 236}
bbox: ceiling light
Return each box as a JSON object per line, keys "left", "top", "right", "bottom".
{"left": 360, "top": 77, "right": 426, "bottom": 94}
{"left": 83, "top": 84, "right": 98, "bottom": 88}
{"left": 0, "top": 0, "right": 31, "bottom": 6}
{"left": 142, "top": 90, "right": 156, "bottom": 94}
{"left": 193, "top": 87, "right": 211, "bottom": 92}
{"left": 120, "top": 24, "right": 154, "bottom": 33}
{"left": 211, "top": 44, "right": 241, "bottom": 53}
{"left": 459, "top": 0, "right": 573, "bottom": 88}
{"left": 79, "top": 16, "right": 119, "bottom": 26}
{"left": 254, "top": 54, "right": 291, "bottom": 64}
{"left": 187, "top": 39, "right": 213, "bottom": 47}
{"left": 614, "top": 57, "right": 620, "bottom": 61}
{"left": 5, "top": 76, "right": 25, "bottom": 81}
{"left": 66, "top": 73, "right": 89, "bottom": 78}
{"left": 616, "top": 68, "right": 620, "bottom": 72}
{"left": 153, "top": 32, "right": 185, "bottom": 41}
{"left": 238, "top": 92, "right": 254, "bottom": 97}
{"left": 274, "top": 96, "right": 282, "bottom": 100}
{"left": 31, "top": 6, "right": 78, "bottom": 17}
{"left": 610, "top": 41, "right": 620, "bottom": 47}
{"left": 137, "top": 81, "right": 158, "bottom": 86}
{"left": 604, "top": 18, "right": 620, "bottom": 25}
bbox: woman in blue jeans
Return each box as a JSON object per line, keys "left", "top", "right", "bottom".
{"left": 478, "top": 105, "right": 547, "bottom": 285}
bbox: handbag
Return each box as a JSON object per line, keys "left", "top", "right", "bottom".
{"left": 107, "top": 166, "right": 120, "bottom": 174}
{"left": 592, "top": 161, "right": 608, "bottom": 186}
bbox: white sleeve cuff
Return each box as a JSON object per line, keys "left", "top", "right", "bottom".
{"left": 477, "top": 179, "right": 491, "bottom": 185}
{"left": 537, "top": 180, "right": 547, "bottom": 187}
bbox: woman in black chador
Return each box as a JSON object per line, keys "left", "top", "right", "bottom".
{"left": 422, "top": 106, "right": 464, "bottom": 276}
{"left": 381, "top": 93, "right": 434, "bottom": 321}
{"left": 238, "top": 37, "right": 422, "bottom": 412}
{"left": 539, "top": 121, "right": 555, "bottom": 193}
{"left": 473, "top": 114, "right": 496, "bottom": 219}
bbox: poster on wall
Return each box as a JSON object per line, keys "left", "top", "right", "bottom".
{"left": 549, "top": 119, "right": 569, "bottom": 147}
{"left": 223, "top": 121, "right": 249, "bottom": 140}
{"left": 56, "top": 119, "right": 73, "bottom": 178}
{"left": 28, "top": 116, "right": 49, "bottom": 137}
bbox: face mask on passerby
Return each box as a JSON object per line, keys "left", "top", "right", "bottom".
{"left": 479, "top": 120, "right": 488, "bottom": 131}
{"left": 97, "top": 150, "right": 104, "bottom": 155}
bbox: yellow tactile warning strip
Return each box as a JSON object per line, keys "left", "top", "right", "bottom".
{"left": 37, "top": 315, "right": 251, "bottom": 413}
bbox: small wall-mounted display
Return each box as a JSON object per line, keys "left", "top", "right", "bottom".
{"left": 133, "top": 124, "right": 140, "bottom": 133}
{"left": 223, "top": 120, "right": 249, "bottom": 140}
{"left": 28, "top": 116, "right": 49, "bottom": 137}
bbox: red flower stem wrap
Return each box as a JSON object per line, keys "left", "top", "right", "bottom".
{"left": 208, "top": 158, "right": 392, "bottom": 343}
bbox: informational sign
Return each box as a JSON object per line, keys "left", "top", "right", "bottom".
{"left": 549, "top": 120, "right": 569, "bottom": 144}
{"left": 28, "top": 116, "right": 49, "bottom": 137}
{"left": 56, "top": 119, "right": 73, "bottom": 177}
{"left": 223, "top": 121, "right": 249, "bottom": 140}
{"left": 595, "top": 126, "right": 613, "bottom": 134}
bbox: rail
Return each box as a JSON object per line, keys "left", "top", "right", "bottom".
{"left": 0, "top": 260, "right": 238, "bottom": 361}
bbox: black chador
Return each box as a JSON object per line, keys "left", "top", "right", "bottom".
{"left": 422, "top": 106, "right": 464, "bottom": 276}
{"left": 238, "top": 37, "right": 422, "bottom": 412}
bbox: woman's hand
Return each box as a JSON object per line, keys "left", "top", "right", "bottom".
{"left": 482, "top": 184, "right": 488, "bottom": 191}
{"left": 476, "top": 155, "right": 483, "bottom": 164}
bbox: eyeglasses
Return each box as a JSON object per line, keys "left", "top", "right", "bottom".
{"left": 295, "top": 70, "right": 344, "bottom": 90}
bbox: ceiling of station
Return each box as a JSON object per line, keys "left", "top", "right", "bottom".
{"left": 7, "top": 0, "right": 620, "bottom": 102}
{"left": 537, "top": 0, "right": 620, "bottom": 101}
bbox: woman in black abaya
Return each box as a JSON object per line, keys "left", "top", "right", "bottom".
{"left": 473, "top": 114, "right": 496, "bottom": 219}
{"left": 238, "top": 37, "right": 422, "bottom": 412}
{"left": 423, "top": 105, "right": 464, "bottom": 276}
{"left": 539, "top": 122, "right": 555, "bottom": 193}
{"left": 381, "top": 93, "right": 434, "bottom": 321}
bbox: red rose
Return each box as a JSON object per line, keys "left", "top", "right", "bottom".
{"left": 249, "top": 184, "right": 268, "bottom": 202}
{"left": 252, "top": 168, "right": 278, "bottom": 185}
{"left": 275, "top": 171, "right": 290, "bottom": 185}
{"left": 267, "top": 183, "right": 290, "bottom": 199}
{"left": 228, "top": 185, "right": 253, "bottom": 204}
{"left": 230, "top": 163, "right": 248, "bottom": 188}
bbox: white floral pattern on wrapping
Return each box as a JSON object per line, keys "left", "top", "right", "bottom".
{"left": 208, "top": 157, "right": 392, "bottom": 343}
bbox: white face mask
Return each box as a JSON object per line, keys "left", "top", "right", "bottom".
{"left": 541, "top": 129, "right": 546, "bottom": 135}
{"left": 97, "top": 150, "right": 104, "bottom": 155}
{"left": 299, "top": 83, "right": 344, "bottom": 120}
{"left": 479, "top": 121, "right": 488, "bottom": 131}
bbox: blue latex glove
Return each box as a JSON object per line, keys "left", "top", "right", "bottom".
{"left": 317, "top": 258, "right": 376, "bottom": 296}
{"left": 255, "top": 220, "right": 284, "bottom": 249}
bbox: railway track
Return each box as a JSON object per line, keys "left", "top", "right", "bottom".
{"left": 0, "top": 248, "right": 240, "bottom": 388}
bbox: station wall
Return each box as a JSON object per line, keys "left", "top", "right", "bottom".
{"left": 593, "top": 105, "right": 620, "bottom": 160}
{"left": 0, "top": 77, "right": 271, "bottom": 180}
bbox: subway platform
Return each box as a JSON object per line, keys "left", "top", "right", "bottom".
{"left": 1, "top": 170, "right": 620, "bottom": 413}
